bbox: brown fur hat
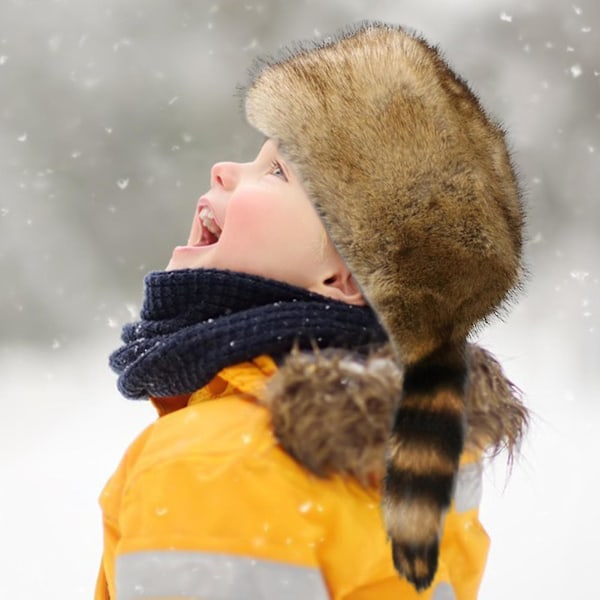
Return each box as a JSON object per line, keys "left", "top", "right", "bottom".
{"left": 243, "top": 21, "right": 524, "bottom": 359}
{"left": 244, "top": 23, "right": 527, "bottom": 588}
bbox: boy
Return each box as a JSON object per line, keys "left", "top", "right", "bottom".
{"left": 97, "top": 22, "right": 526, "bottom": 599}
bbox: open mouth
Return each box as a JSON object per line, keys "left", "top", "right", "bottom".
{"left": 195, "top": 206, "right": 222, "bottom": 246}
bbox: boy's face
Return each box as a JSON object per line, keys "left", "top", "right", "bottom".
{"left": 166, "top": 139, "right": 363, "bottom": 303}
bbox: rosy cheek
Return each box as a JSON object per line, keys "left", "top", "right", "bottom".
{"left": 221, "top": 189, "right": 282, "bottom": 246}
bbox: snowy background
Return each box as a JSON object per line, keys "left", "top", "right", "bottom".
{"left": 1, "top": 0, "right": 598, "bottom": 598}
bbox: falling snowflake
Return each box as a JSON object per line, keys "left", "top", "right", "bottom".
{"left": 528, "top": 232, "right": 543, "bottom": 245}
{"left": 298, "top": 501, "right": 313, "bottom": 514}
{"left": 125, "top": 304, "right": 138, "bottom": 318}
{"left": 570, "top": 271, "right": 589, "bottom": 282}
{"left": 500, "top": 12, "right": 513, "bottom": 22}
{"left": 17, "top": 133, "right": 27, "bottom": 142}
{"left": 243, "top": 38, "right": 259, "bottom": 52}
{"left": 117, "top": 178, "right": 130, "bottom": 190}
{"left": 570, "top": 64, "right": 583, "bottom": 78}
{"left": 112, "top": 38, "right": 133, "bottom": 52}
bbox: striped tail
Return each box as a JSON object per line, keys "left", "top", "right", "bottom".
{"left": 383, "top": 341, "right": 468, "bottom": 591}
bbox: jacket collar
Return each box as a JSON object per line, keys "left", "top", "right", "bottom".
{"left": 151, "top": 356, "right": 277, "bottom": 416}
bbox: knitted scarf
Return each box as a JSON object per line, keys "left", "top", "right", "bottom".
{"left": 110, "top": 269, "right": 388, "bottom": 399}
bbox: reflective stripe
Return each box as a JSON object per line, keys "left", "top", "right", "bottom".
{"left": 433, "top": 582, "right": 457, "bottom": 600}
{"left": 116, "top": 551, "right": 329, "bottom": 600}
{"left": 454, "top": 461, "right": 483, "bottom": 513}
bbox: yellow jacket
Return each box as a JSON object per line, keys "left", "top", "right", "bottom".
{"left": 96, "top": 356, "right": 489, "bottom": 599}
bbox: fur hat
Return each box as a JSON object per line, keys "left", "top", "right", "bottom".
{"left": 243, "top": 21, "right": 524, "bottom": 356}
{"left": 242, "top": 21, "right": 525, "bottom": 590}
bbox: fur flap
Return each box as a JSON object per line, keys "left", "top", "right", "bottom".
{"left": 262, "top": 344, "right": 527, "bottom": 486}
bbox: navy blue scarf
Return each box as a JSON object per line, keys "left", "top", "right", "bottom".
{"left": 110, "top": 269, "right": 387, "bottom": 399}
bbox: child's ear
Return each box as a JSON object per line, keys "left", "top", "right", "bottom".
{"left": 313, "top": 268, "right": 365, "bottom": 306}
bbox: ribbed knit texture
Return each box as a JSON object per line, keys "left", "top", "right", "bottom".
{"left": 109, "top": 269, "right": 388, "bottom": 399}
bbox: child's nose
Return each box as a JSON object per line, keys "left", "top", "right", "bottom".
{"left": 210, "top": 162, "right": 240, "bottom": 191}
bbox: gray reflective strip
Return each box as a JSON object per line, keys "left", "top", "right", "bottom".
{"left": 116, "top": 551, "right": 329, "bottom": 600}
{"left": 454, "top": 461, "right": 483, "bottom": 513}
{"left": 433, "top": 581, "right": 457, "bottom": 600}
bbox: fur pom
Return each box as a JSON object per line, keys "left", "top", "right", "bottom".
{"left": 262, "top": 344, "right": 527, "bottom": 484}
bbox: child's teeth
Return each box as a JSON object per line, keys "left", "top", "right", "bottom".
{"left": 206, "top": 221, "right": 220, "bottom": 236}
{"left": 199, "top": 207, "right": 221, "bottom": 237}
{"left": 199, "top": 207, "right": 213, "bottom": 221}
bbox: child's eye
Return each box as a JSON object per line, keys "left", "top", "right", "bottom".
{"left": 269, "top": 160, "right": 288, "bottom": 181}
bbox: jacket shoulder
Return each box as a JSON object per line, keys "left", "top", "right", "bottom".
{"left": 132, "top": 397, "right": 274, "bottom": 477}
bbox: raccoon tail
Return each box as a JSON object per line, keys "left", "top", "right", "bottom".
{"left": 383, "top": 340, "right": 468, "bottom": 591}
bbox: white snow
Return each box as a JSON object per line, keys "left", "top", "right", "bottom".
{"left": 0, "top": 336, "right": 155, "bottom": 600}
